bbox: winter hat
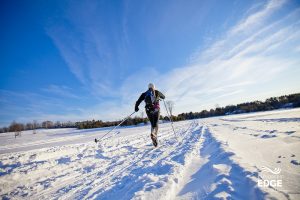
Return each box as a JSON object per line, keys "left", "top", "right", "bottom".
{"left": 148, "top": 83, "right": 155, "bottom": 90}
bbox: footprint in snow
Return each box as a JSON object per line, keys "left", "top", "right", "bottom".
{"left": 291, "top": 160, "right": 300, "bottom": 165}
{"left": 29, "top": 154, "right": 37, "bottom": 160}
{"left": 285, "top": 131, "right": 295, "bottom": 135}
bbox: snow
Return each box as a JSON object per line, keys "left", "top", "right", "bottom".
{"left": 0, "top": 108, "right": 299, "bottom": 199}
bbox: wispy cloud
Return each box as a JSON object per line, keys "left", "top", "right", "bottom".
{"left": 230, "top": 0, "right": 286, "bottom": 35}
{"left": 196, "top": 0, "right": 288, "bottom": 61}
{"left": 0, "top": 88, "right": 132, "bottom": 126}
{"left": 46, "top": 0, "right": 128, "bottom": 98}
{"left": 0, "top": 89, "right": 67, "bottom": 126}
{"left": 123, "top": 0, "right": 300, "bottom": 114}
{"left": 38, "top": 0, "right": 300, "bottom": 122}
{"left": 42, "top": 84, "right": 82, "bottom": 99}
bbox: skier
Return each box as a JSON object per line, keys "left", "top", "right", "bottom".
{"left": 135, "top": 83, "right": 165, "bottom": 147}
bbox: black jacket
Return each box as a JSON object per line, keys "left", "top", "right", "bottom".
{"left": 135, "top": 89, "right": 165, "bottom": 110}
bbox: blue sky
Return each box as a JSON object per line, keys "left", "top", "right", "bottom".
{"left": 1, "top": 0, "right": 300, "bottom": 126}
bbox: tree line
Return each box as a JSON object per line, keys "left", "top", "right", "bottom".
{"left": 1, "top": 93, "right": 299, "bottom": 133}
{"left": 174, "top": 93, "right": 300, "bottom": 121}
{"left": 0, "top": 120, "right": 76, "bottom": 133}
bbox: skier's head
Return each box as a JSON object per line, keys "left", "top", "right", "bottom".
{"left": 148, "top": 83, "right": 155, "bottom": 91}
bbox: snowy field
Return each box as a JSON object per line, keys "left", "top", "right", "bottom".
{"left": 0, "top": 108, "right": 299, "bottom": 199}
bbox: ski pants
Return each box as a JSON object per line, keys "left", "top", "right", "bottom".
{"left": 146, "top": 110, "right": 159, "bottom": 128}
{"left": 146, "top": 109, "right": 159, "bottom": 141}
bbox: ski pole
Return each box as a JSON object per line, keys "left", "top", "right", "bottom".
{"left": 163, "top": 99, "right": 176, "bottom": 138}
{"left": 94, "top": 111, "right": 136, "bottom": 143}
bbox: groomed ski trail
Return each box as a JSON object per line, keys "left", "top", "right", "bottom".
{"left": 2, "top": 109, "right": 299, "bottom": 199}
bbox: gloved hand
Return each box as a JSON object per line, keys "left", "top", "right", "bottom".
{"left": 135, "top": 106, "right": 139, "bottom": 112}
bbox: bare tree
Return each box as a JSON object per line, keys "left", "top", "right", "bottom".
{"left": 33, "top": 120, "right": 37, "bottom": 134}
{"left": 166, "top": 100, "right": 175, "bottom": 119}
{"left": 42, "top": 121, "right": 53, "bottom": 129}
{"left": 55, "top": 121, "right": 61, "bottom": 128}
{"left": 26, "top": 122, "right": 33, "bottom": 130}
{"left": 9, "top": 121, "right": 24, "bottom": 138}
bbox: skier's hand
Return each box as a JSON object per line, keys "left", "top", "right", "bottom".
{"left": 135, "top": 106, "right": 139, "bottom": 112}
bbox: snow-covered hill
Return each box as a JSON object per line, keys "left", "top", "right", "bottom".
{"left": 1, "top": 109, "right": 299, "bottom": 199}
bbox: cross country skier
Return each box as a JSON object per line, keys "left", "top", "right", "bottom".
{"left": 135, "top": 83, "right": 165, "bottom": 147}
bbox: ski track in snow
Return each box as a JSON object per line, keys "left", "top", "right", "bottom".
{"left": 0, "top": 108, "right": 300, "bottom": 199}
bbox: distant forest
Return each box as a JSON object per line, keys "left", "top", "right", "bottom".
{"left": 1, "top": 93, "right": 300, "bottom": 133}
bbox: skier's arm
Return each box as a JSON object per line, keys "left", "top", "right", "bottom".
{"left": 156, "top": 90, "right": 165, "bottom": 99}
{"left": 135, "top": 93, "right": 145, "bottom": 111}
